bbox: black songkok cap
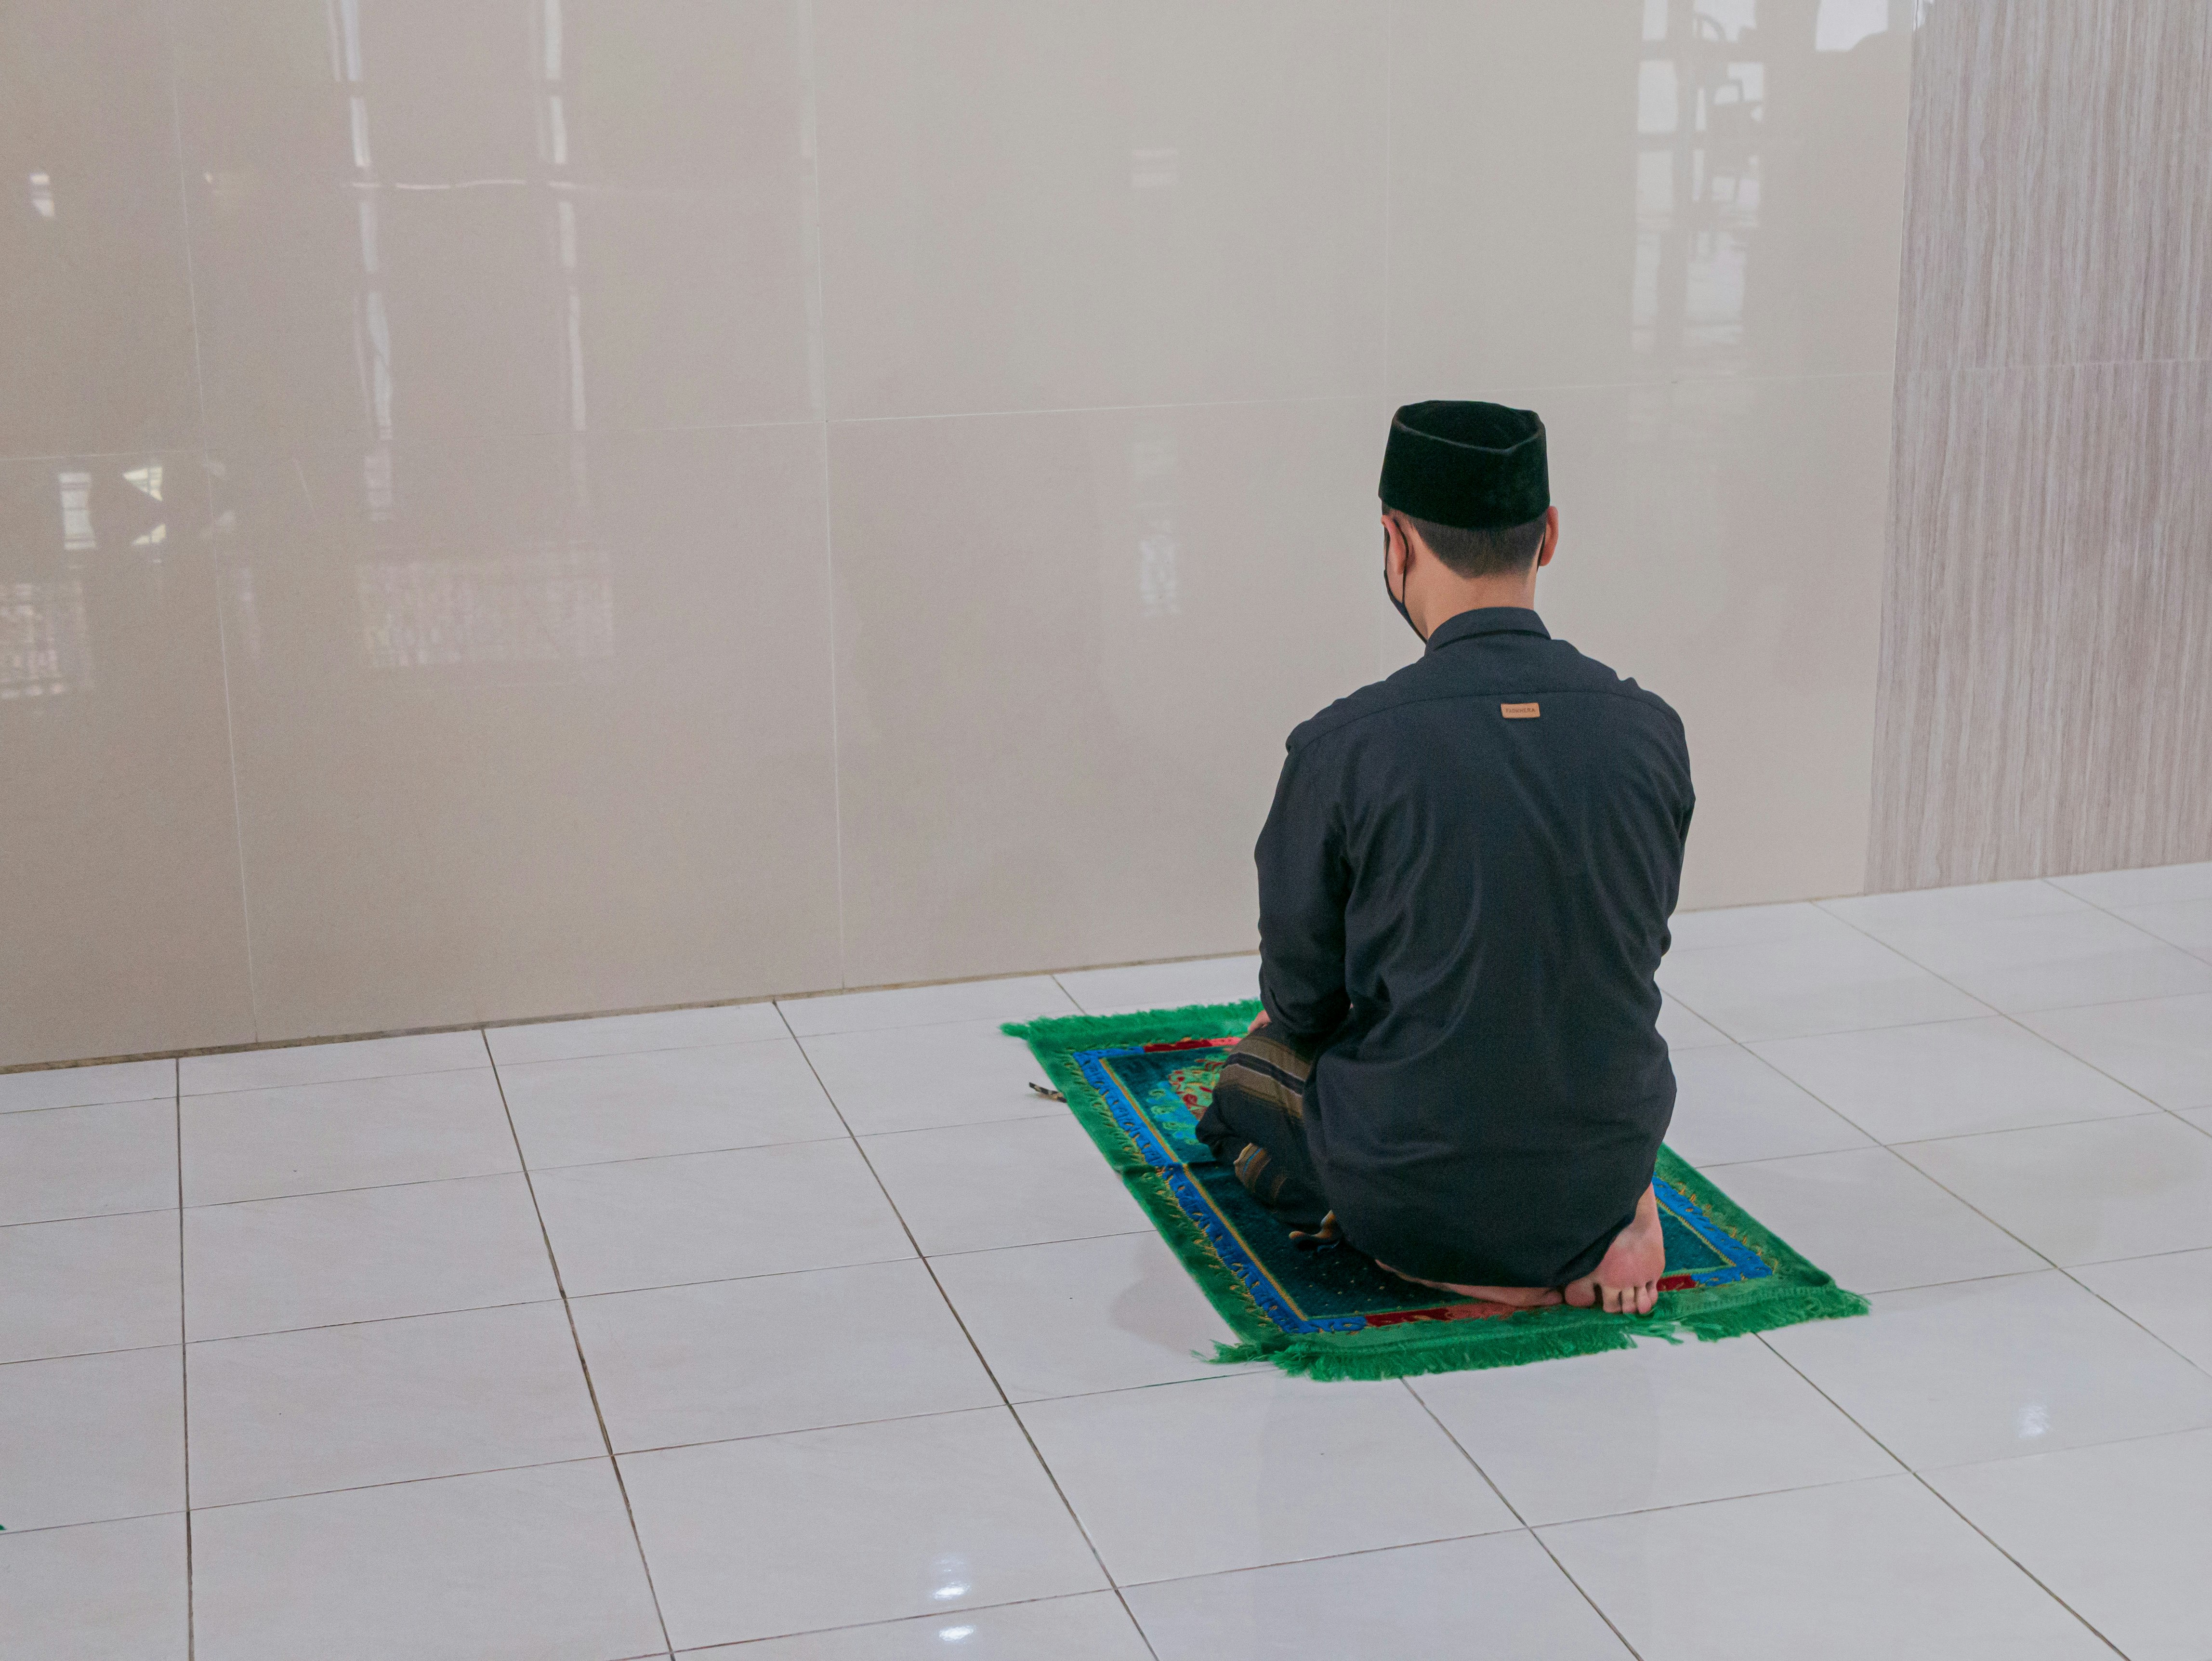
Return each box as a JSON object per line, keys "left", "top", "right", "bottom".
{"left": 1378, "top": 400, "right": 1549, "bottom": 530}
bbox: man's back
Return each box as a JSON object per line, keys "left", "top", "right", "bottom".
{"left": 1255, "top": 606, "right": 1694, "bottom": 1289}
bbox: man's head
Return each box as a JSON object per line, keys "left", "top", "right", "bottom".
{"left": 1377, "top": 401, "right": 1555, "bottom": 640}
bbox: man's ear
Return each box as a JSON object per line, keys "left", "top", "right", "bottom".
{"left": 1535, "top": 505, "right": 1560, "bottom": 569}
{"left": 1387, "top": 511, "right": 1417, "bottom": 577}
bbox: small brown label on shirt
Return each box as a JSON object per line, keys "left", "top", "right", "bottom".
{"left": 1501, "top": 701, "right": 1541, "bottom": 720}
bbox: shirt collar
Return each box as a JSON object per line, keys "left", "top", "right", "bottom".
{"left": 1424, "top": 606, "right": 1550, "bottom": 654}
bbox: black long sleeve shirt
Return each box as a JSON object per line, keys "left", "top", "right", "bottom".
{"left": 1256, "top": 606, "right": 1694, "bottom": 1288}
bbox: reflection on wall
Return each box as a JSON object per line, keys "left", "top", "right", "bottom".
{"left": 3, "top": 0, "right": 1928, "bottom": 1063}
{"left": 356, "top": 546, "right": 614, "bottom": 669}
{"left": 1, "top": 460, "right": 181, "bottom": 702}
{"left": 1, "top": 579, "right": 92, "bottom": 699}
{"left": 58, "top": 470, "right": 96, "bottom": 551}
{"left": 1634, "top": 0, "right": 1910, "bottom": 366}
{"left": 1130, "top": 432, "right": 1180, "bottom": 619}
{"left": 331, "top": 0, "right": 589, "bottom": 493}
{"left": 316, "top": 0, "right": 615, "bottom": 675}
{"left": 1634, "top": 0, "right": 1764, "bottom": 360}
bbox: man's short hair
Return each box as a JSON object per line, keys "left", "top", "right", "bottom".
{"left": 1396, "top": 509, "right": 1546, "bottom": 579}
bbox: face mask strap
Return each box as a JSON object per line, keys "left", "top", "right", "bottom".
{"left": 1383, "top": 517, "right": 1426, "bottom": 644}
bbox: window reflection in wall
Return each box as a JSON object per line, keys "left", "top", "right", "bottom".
{"left": 1633, "top": 0, "right": 1909, "bottom": 364}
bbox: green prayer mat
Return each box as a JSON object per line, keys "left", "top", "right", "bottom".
{"left": 1004, "top": 1001, "right": 1868, "bottom": 1380}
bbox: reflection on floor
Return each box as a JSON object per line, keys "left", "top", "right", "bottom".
{"left": 3, "top": 863, "right": 2211, "bottom": 1658}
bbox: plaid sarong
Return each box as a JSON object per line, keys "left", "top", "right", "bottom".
{"left": 1193, "top": 1025, "right": 1335, "bottom": 1236}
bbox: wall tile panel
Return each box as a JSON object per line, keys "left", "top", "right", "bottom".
{"left": 172, "top": 0, "right": 817, "bottom": 447}
{"left": 0, "top": 455, "right": 256, "bottom": 1066}
{"left": 813, "top": 0, "right": 1388, "bottom": 420}
{"left": 830, "top": 398, "right": 1381, "bottom": 987}
{"left": 216, "top": 424, "right": 841, "bottom": 1040}
{"left": 1523, "top": 373, "right": 1894, "bottom": 910}
{"left": 1391, "top": 0, "right": 1912, "bottom": 394}
{"left": 1388, "top": 0, "right": 1911, "bottom": 907}
{"left": 0, "top": 0, "right": 201, "bottom": 456}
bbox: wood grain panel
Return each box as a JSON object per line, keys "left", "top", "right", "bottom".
{"left": 1869, "top": 0, "right": 2212, "bottom": 889}
{"left": 1897, "top": 0, "right": 2212, "bottom": 371}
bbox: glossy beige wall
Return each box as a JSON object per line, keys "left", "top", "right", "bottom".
{"left": 1, "top": 0, "right": 1914, "bottom": 1067}
{"left": 1385, "top": 0, "right": 1911, "bottom": 912}
{"left": 1868, "top": 0, "right": 2212, "bottom": 889}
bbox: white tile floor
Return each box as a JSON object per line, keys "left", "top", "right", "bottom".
{"left": 3, "top": 867, "right": 2212, "bottom": 1658}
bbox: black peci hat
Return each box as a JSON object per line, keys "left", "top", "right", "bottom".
{"left": 1378, "top": 401, "right": 1549, "bottom": 530}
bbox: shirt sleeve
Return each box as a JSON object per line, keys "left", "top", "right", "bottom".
{"left": 1254, "top": 740, "right": 1352, "bottom": 1044}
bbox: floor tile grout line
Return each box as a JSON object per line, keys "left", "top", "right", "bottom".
{"left": 1914, "top": 1417, "right": 2212, "bottom": 1477}
{"left": 1048, "top": 972, "right": 1090, "bottom": 1017}
{"left": 1665, "top": 1054, "right": 2069, "bottom": 1277}
{"left": 1105, "top": 1523, "right": 1558, "bottom": 1593}
{"left": 176, "top": 1061, "right": 494, "bottom": 1100}
{"left": 155, "top": 1223, "right": 1174, "bottom": 1356}
{"left": 522, "top": 1131, "right": 859, "bottom": 1177}
{"left": 781, "top": 1005, "right": 1079, "bottom": 1043}
{"left": 478, "top": 1029, "right": 677, "bottom": 1659}
{"left": 171, "top": 1057, "right": 195, "bottom": 1661}
{"left": 1663, "top": 998, "right": 2014, "bottom": 1047}
{"left": 1728, "top": 1016, "right": 2185, "bottom": 1143}
{"left": 0, "top": 1203, "right": 185, "bottom": 1232}
{"left": 1517, "top": 1465, "right": 1981, "bottom": 1532}
{"left": 1751, "top": 1333, "right": 2133, "bottom": 1658}
{"left": 2050, "top": 1259, "right": 2212, "bottom": 1384}
{"left": 127, "top": 1398, "right": 2195, "bottom": 1551}
{"left": 1813, "top": 896, "right": 2200, "bottom": 1117}
{"left": 142, "top": 1242, "right": 2123, "bottom": 1390}
{"left": 178, "top": 1030, "right": 817, "bottom": 1102}
{"left": 1827, "top": 1143, "right": 2062, "bottom": 1277}
{"left": 1694, "top": 908, "right": 2145, "bottom": 1280}
{"left": 0, "top": 1340, "right": 210, "bottom": 1370}
{"left": 1679, "top": 885, "right": 2202, "bottom": 1028}
{"left": 178, "top": 1294, "right": 573, "bottom": 1349}
{"left": 1094, "top": 1525, "right": 1508, "bottom": 1590}
{"left": 0, "top": 1506, "right": 195, "bottom": 1540}
{"left": 2037, "top": 875, "right": 2212, "bottom": 926}
{"left": 175, "top": 1165, "right": 547, "bottom": 1213}
{"left": 920, "top": 1226, "right": 1159, "bottom": 1263}
{"left": 556, "top": 1253, "right": 919, "bottom": 1302}
{"left": 1686, "top": 1021, "right": 2212, "bottom": 1332}
{"left": 605, "top": 1402, "right": 1032, "bottom": 1466}
{"left": 1399, "top": 1380, "right": 1646, "bottom": 1661}
{"left": 771, "top": 1002, "right": 1161, "bottom": 1660}
{"left": 668, "top": 1587, "right": 1149, "bottom": 1653}
{"left": 0, "top": 1094, "right": 191, "bottom": 1120}
{"left": 153, "top": 1453, "right": 614, "bottom": 1520}
{"left": 1885, "top": 1108, "right": 2174, "bottom": 1152}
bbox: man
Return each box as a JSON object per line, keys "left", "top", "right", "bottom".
{"left": 1196, "top": 401, "right": 1693, "bottom": 1315}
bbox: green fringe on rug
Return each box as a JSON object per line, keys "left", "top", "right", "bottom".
{"left": 1005, "top": 999, "right": 1870, "bottom": 1380}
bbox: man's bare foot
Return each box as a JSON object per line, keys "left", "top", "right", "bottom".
{"left": 1564, "top": 1185, "right": 1666, "bottom": 1315}
{"left": 1377, "top": 1264, "right": 1562, "bottom": 1308}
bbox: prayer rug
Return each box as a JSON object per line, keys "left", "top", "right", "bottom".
{"left": 1004, "top": 1001, "right": 1869, "bottom": 1380}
